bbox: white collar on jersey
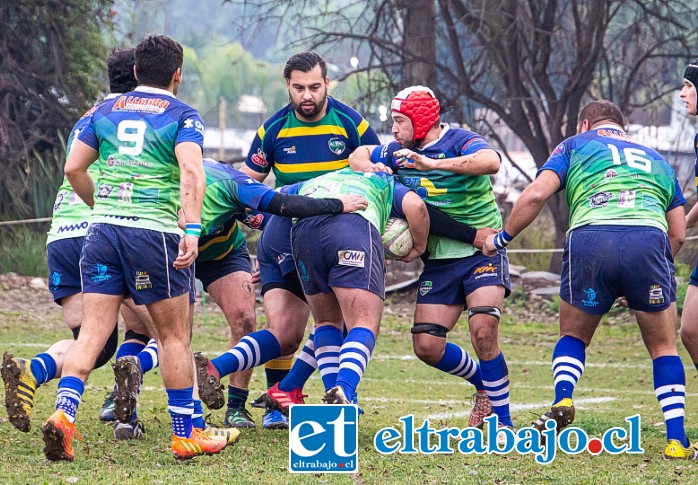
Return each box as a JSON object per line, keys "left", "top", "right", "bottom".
{"left": 133, "top": 86, "right": 176, "bottom": 98}
{"left": 104, "top": 93, "right": 121, "bottom": 100}
{"left": 593, "top": 123, "right": 625, "bottom": 133}
{"left": 417, "top": 123, "right": 451, "bottom": 151}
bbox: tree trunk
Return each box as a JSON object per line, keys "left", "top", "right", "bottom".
{"left": 398, "top": 0, "right": 436, "bottom": 88}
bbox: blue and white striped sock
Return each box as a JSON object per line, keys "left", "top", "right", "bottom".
{"left": 434, "top": 342, "right": 484, "bottom": 390}
{"left": 167, "top": 387, "right": 194, "bottom": 438}
{"left": 654, "top": 355, "right": 689, "bottom": 447}
{"left": 116, "top": 341, "right": 146, "bottom": 360}
{"left": 480, "top": 352, "right": 513, "bottom": 427}
{"left": 30, "top": 353, "right": 57, "bottom": 385}
{"left": 314, "top": 325, "right": 344, "bottom": 391}
{"left": 552, "top": 335, "right": 585, "bottom": 403}
{"left": 55, "top": 376, "right": 84, "bottom": 423}
{"left": 279, "top": 329, "right": 317, "bottom": 392}
{"left": 336, "top": 327, "right": 375, "bottom": 400}
{"left": 210, "top": 330, "right": 282, "bottom": 377}
{"left": 192, "top": 399, "right": 205, "bottom": 429}
{"left": 137, "top": 338, "right": 159, "bottom": 373}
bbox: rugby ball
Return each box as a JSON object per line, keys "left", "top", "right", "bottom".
{"left": 382, "top": 217, "right": 413, "bottom": 259}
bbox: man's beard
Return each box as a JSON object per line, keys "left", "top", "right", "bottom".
{"left": 292, "top": 92, "right": 327, "bottom": 120}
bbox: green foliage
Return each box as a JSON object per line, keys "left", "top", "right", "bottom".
{"left": 506, "top": 210, "right": 556, "bottom": 272}
{"left": 0, "top": 226, "right": 48, "bottom": 276}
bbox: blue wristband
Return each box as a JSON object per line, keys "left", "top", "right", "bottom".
{"left": 493, "top": 230, "right": 513, "bottom": 250}
{"left": 185, "top": 223, "right": 201, "bottom": 237}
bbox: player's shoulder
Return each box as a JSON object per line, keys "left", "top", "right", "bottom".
{"left": 256, "top": 105, "right": 293, "bottom": 140}
{"left": 329, "top": 98, "right": 365, "bottom": 119}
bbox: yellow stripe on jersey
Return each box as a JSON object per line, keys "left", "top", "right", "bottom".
{"left": 199, "top": 221, "right": 238, "bottom": 251}
{"left": 695, "top": 175, "right": 698, "bottom": 187}
{"left": 421, "top": 178, "right": 448, "bottom": 196}
{"left": 275, "top": 159, "right": 349, "bottom": 174}
{"left": 357, "top": 118, "right": 369, "bottom": 137}
{"left": 277, "top": 125, "right": 348, "bottom": 138}
{"left": 213, "top": 241, "right": 236, "bottom": 261}
{"left": 257, "top": 125, "right": 266, "bottom": 140}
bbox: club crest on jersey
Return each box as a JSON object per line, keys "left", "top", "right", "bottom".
{"left": 328, "top": 137, "right": 346, "bottom": 155}
{"left": 338, "top": 250, "right": 365, "bottom": 267}
{"left": 589, "top": 191, "right": 614, "bottom": 208}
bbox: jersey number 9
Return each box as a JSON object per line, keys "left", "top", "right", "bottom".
{"left": 117, "top": 120, "right": 147, "bottom": 156}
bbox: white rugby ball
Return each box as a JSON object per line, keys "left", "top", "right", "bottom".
{"left": 382, "top": 217, "right": 413, "bottom": 259}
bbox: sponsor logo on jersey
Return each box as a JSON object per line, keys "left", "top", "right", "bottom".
{"left": 91, "top": 264, "right": 112, "bottom": 283}
{"left": 328, "top": 137, "right": 346, "bottom": 155}
{"left": 251, "top": 149, "right": 268, "bottom": 167}
{"left": 107, "top": 155, "right": 115, "bottom": 167}
{"left": 419, "top": 280, "right": 433, "bottom": 296}
{"left": 243, "top": 213, "right": 264, "bottom": 229}
{"left": 184, "top": 118, "right": 206, "bottom": 136}
{"left": 552, "top": 143, "right": 565, "bottom": 156}
{"left": 53, "top": 192, "right": 66, "bottom": 213}
{"left": 589, "top": 191, "right": 614, "bottom": 208}
{"left": 604, "top": 169, "right": 617, "bottom": 179}
{"left": 57, "top": 221, "right": 89, "bottom": 233}
{"left": 112, "top": 95, "right": 170, "bottom": 114}
{"left": 582, "top": 287, "right": 600, "bottom": 307}
{"left": 104, "top": 215, "right": 141, "bottom": 221}
{"left": 648, "top": 284, "right": 665, "bottom": 305}
{"left": 617, "top": 190, "right": 636, "bottom": 208}
{"left": 135, "top": 271, "right": 152, "bottom": 290}
{"left": 597, "top": 128, "right": 631, "bottom": 141}
{"left": 283, "top": 145, "right": 297, "bottom": 155}
{"left": 338, "top": 250, "right": 365, "bottom": 267}
{"left": 97, "top": 185, "right": 114, "bottom": 199}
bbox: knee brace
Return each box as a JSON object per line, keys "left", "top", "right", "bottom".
{"left": 71, "top": 324, "right": 119, "bottom": 370}
{"left": 468, "top": 306, "right": 501, "bottom": 322}
{"left": 124, "top": 329, "right": 150, "bottom": 346}
{"left": 411, "top": 322, "right": 449, "bottom": 338}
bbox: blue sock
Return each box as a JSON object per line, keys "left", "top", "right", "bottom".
{"left": 30, "top": 353, "right": 57, "bottom": 385}
{"left": 192, "top": 399, "right": 205, "bottom": 429}
{"left": 137, "top": 338, "right": 159, "bottom": 373}
{"left": 480, "top": 352, "right": 513, "bottom": 427}
{"left": 313, "top": 325, "right": 344, "bottom": 391}
{"left": 55, "top": 376, "right": 84, "bottom": 423}
{"left": 654, "top": 355, "right": 689, "bottom": 447}
{"left": 434, "top": 342, "right": 484, "bottom": 389}
{"left": 552, "top": 335, "right": 586, "bottom": 403}
{"left": 166, "top": 387, "right": 194, "bottom": 438}
{"left": 211, "top": 330, "right": 282, "bottom": 377}
{"left": 336, "top": 327, "right": 375, "bottom": 400}
{"left": 279, "top": 329, "right": 317, "bottom": 392}
{"left": 116, "top": 341, "right": 146, "bottom": 360}
{"left": 227, "top": 385, "right": 249, "bottom": 410}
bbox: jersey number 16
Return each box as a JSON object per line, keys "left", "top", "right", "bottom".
{"left": 607, "top": 143, "right": 651, "bottom": 173}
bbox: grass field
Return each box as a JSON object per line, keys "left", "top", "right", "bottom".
{"left": 1, "top": 301, "right": 698, "bottom": 484}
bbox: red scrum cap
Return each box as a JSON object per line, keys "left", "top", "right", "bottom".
{"left": 390, "top": 86, "right": 440, "bottom": 144}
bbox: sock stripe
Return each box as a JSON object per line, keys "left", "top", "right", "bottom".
{"left": 655, "top": 384, "right": 686, "bottom": 396}
{"left": 482, "top": 376, "right": 508, "bottom": 388}
{"left": 552, "top": 356, "right": 585, "bottom": 371}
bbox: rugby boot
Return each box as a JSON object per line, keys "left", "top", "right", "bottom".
{"left": 266, "top": 382, "right": 307, "bottom": 415}
{"left": 663, "top": 439, "right": 698, "bottom": 461}
{"left": 224, "top": 406, "right": 256, "bottom": 428}
{"left": 262, "top": 409, "right": 289, "bottom": 430}
{"left": 2, "top": 352, "right": 38, "bottom": 432}
{"left": 250, "top": 391, "right": 269, "bottom": 409}
{"left": 323, "top": 386, "right": 351, "bottom": 405}
{"left": 113, "top": 356, "right": 142, "bottom": 423}
{"left": 531, "top": 398, "right": 575, "bottom": 433}
{"left": 468, "top": 390, "right": 493, "bottom": 429}
{"left": 114, "top": 419, "right": 145, "bottom": 440}
{"left": 99, "top": 389, "right": 116, "bottom": 421}
{"left": 42, "top": 410, "right": 83, "bottom": 462}
{"left": 171, "top": 427, "right": 228, "bottom": 460}
{"left": 201, "top": 423, "right": 241, "bottom": 446}
{"left": 194, "top": 352, "right": 224, "bottom": 410}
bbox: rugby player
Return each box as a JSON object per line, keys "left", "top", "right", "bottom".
{"left": 42, "top": 35, "right": 228, "bottom": 461}
{"left": 349, "top": 86, "right": 512, "bottom": 432}
{"left": 483, "top": 100, "right": 696, "bottom": 460}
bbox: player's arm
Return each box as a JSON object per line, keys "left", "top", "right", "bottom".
{"left": 240, "top": 165, "right": 267, "bottom": 182}
{"left": 174, "top": 141, "right": 206, "bottom": 270}
{"left": 241, "top": 125, "right": 273, "bottom": 182}
{"left": 64, "top": 139, "right": 99, "bottom": 207}
{"left": 667, "top": 205, "right": 686, "bottom": 257}
{"left": 686, "top": 202, "right": 698, "bottom": 229}
{"left": 262, "top": 191, "right": 367, "bottom": 217}
{"left": 348, "top": 145, "right": 392, "bottom": 173}
{"left": 396, "top": 147, "right": 500, "bottom": 175}
{"left": 425, "top": 204, "right": 497, "bottom": 249}
{"left": 400, "top": 191, "right": 429, "bottom": 262}
{"left": 483, "top": 170, "right": 561, "bottom": 257}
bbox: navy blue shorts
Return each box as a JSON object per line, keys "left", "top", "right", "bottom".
{"left": 416, "top": 249, "right": 511, "bottom": 306}
{"left": 291, "top": 214, "right": 386, "bottom": 298}
{"left": 560, "top": 225, "right": 675, "bottom": 314}
{"left": 47, "top": 237, "right": 85, "bottom": 304}
{"left": 195, "top": 245, "right": 252, "bottom": 292}
{"left": 80, "top": 223, "right": 194, "bottom": 306}
{"left": 257, "top": 216, "right": 296, "bottom": 287}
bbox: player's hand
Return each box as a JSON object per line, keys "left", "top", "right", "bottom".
{"left": 686, "top": 215, "right": 696, "bottom": 229}
{"left": 482, "top": 234, "right": 498, "bottom": 257}
{"left": 473, "top": 227, "right": 498, "bottom": 249}
{"left": 338, "top": 194, "right": 369, "bottom": 212}
{"left": 399, "top": 247, "right": 423, "bottom": 263}
{"left": 394, "top": 149, "right": 434, "bottom": 171}
{"left": 251, "top": 260, "right": 261, "bottom": 285}
{"left": 365, "top": 162, "right": 393, "bottom": 174}
{"left": 174, "top": 234, "right": 199, "bottom": 270}
{"left": 177, "top": 209, "right": 186, "bottom": 230}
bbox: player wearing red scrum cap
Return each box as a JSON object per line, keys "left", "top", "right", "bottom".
{"left": 349, "top": 86, "right": 514, "bottom": 433}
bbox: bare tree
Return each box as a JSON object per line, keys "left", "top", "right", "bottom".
{"left": 234, "top": 0, "right": 698, "bottom": 270}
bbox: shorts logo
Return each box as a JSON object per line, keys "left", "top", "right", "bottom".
{"left": 49, "top": 272, "right": 62, "bottom": 291}
{"left": 91, "top": 264, "right": 112, "bottom": 283}
{"left": 297, "top": 260, "right": 310, "bottom": 283}
{"left": 277, "top": 253, "right": 289, "bottom": 265}
{"left": 473, "top": 264, "right": 498, "bottom": 279}
{"left": 648, "top": 284, "right": 665, "bottom": 305}
{"left": 617, "top": 190, "right": 636, "bottom": 208}
{"left": 328, "top": 137, "right": 346, "bottom": 155}
{"left": 589, "top": 191, "right": 614, "bottom": 208}
{"left": 135, "top": 271, "right": 152, "bottom": 290}
{"left": 582, "top": 287, "right": 600, "bottom": 307}
{"left": 289, "top": 405, "right": 358, "bottom": 473}
{"left": 251, "top": 149, "right": 268, "bottom": 167}
{"left": 419, "top": 281, "right": 433, "bottom": 296}
{"left": 338, "top": 250, "right": 365, "bottom": 268}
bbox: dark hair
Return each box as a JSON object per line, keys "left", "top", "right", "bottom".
{"left": 283, "top": 51, "right": 327, "bottom": 80}
{"left": 134, "top": 35, "right": 183, "bottom": 89}
{"left": 107, "top": 48, "right": 137, "bottom": 93}
{"left": 578, "top": 100, "right": 625, "bottom": 128}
